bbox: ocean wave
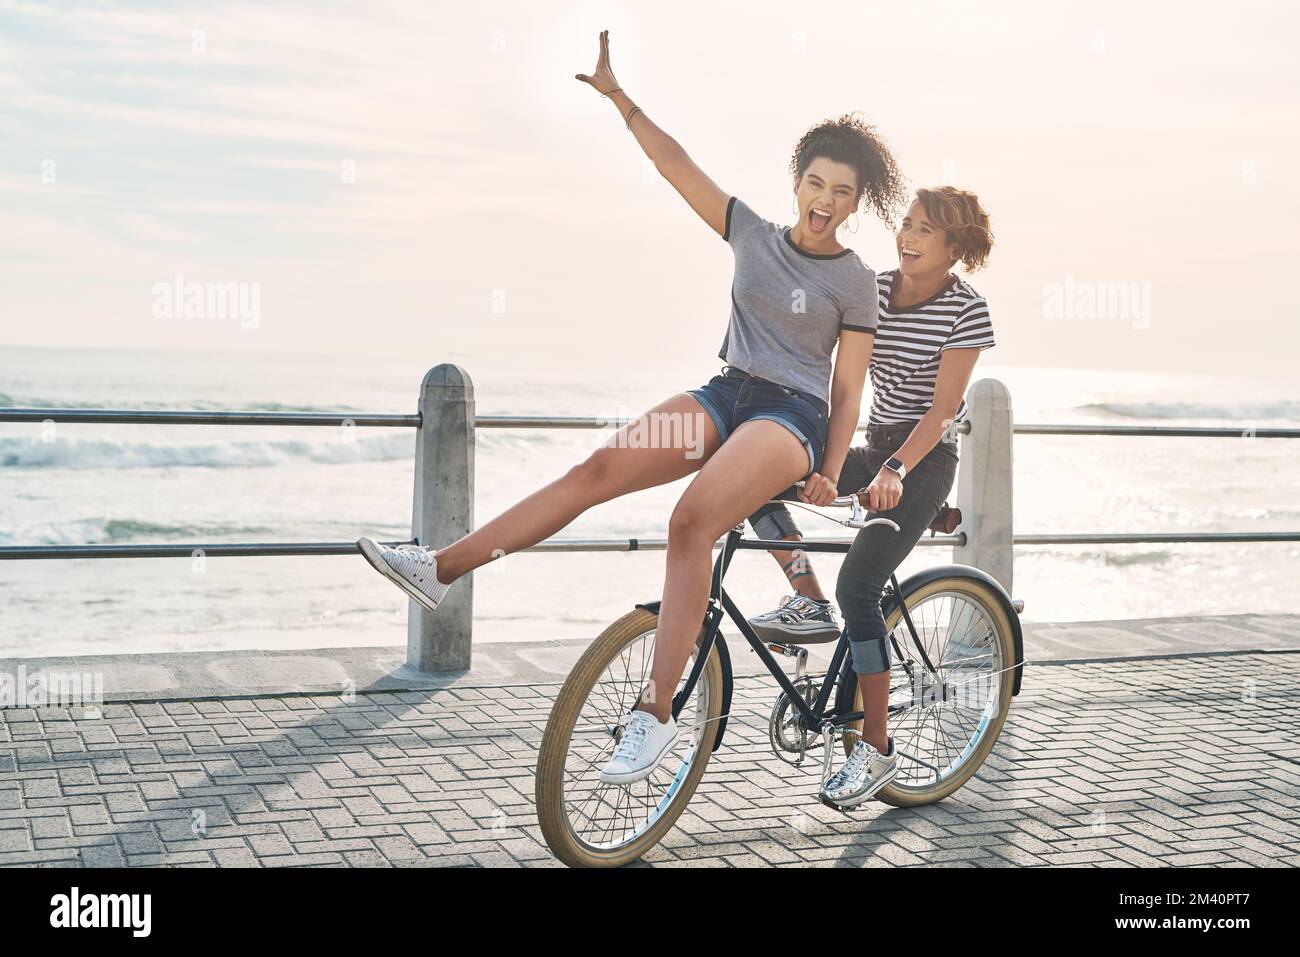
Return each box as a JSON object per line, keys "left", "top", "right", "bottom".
{"left": 0, "top": 421, "right": 593, "bottom": 471}
{"left": 1013, "top": 547, "right": 1176, "bottom": 568}
{"left": 0, "top": 518, "right": 277, "bottom": 545}
{"left": 1098, "top": 549, "right": 1173, "bottom": 567}
{"left": 0, "top": 432, "right": 416, "bottom": 470}
{"left": 1078, "top": 400, "right": 1300, "bottom": 422}
{"left": 0, "top": 395, "right": 367, "bottom": 414}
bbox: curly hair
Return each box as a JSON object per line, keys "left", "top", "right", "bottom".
{"left": 789, "top": 112, "right": 909, "bottom": 228}
{"left": 914, "top": 186, "right": 994, "bottom": 271}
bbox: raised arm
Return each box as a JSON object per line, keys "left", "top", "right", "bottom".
{"left": 576, "top": 30, "right": 730, "bottom": 237}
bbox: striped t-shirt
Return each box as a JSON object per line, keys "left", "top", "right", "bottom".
{"left": 867, "top": 269, "right": 995, "bottom": 426}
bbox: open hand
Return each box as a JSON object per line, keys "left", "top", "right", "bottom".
{"left": 574, "top": 29, "right": 621, "bottom": 95}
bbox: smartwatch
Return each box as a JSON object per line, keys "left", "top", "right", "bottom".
{"left": 883, "top": 456, "right": 907, "bottom": 480}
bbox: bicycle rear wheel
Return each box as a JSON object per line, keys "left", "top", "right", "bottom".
{"left": 536, "top": 607, "right": 724, "bottom": 867}
{"left": 841, "top": 575, "right": 1016, "bottom": 806}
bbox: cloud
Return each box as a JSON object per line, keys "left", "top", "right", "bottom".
{"left": 0, "top": 0, "right": 1297, "bottom": 377}
{"left": 117, "top": 212, "right": 204, "bottom": 245}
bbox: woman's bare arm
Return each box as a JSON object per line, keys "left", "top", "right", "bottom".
{"left": 861, "top": 346, "right": 981, "bottom": 511}
{"left": 576, "top": 30, "right": 730, "bottom": 237}
{"left": 893, "top": 346, "right": 981, "bottom": 471}
{"left": 801, "top": 329, "right": 874, "bottom": 506}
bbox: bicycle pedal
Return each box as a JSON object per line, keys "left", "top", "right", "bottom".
{"left": 818, "top": 794, "right": 855, "bottom": 814}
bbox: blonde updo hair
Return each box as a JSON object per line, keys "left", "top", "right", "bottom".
{"left": 915, "top": 186, "right": 994, "bottom": 272}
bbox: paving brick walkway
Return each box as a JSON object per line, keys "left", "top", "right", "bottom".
{"left": 1, "top": 650, "right": 1297, "bottom": 867}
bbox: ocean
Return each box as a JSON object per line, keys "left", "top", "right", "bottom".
{"left": 1, "top": 346, "right": 1297, "bottom": 658}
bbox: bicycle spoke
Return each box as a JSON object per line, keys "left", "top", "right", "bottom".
{"left": 879, "top": 585, "right": 1009, "bottom": 791}
{"left": 928, "top": 702, "right": 960, "bottom": 767}
{"left": 636, "top": 634, "right": 655, "bottom": 704}
{"left": 558, "top": 628, "right": 709, "bottom": 852}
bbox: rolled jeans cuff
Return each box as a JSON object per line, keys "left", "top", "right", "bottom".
{"left": 848, "top": 630, "right": 891, "bottom": 675}
{"left": 748, "top": 502, "right": 802, "bottom": 541}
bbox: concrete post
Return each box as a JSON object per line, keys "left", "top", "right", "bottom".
{"left": 953, "top": 378, "right": 1014, "bottom": 591}
{"left": 407, "top": 364, "right": 474, "bottom": 672}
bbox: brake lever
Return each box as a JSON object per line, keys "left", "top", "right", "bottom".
{"left": 794, "top": 482, "right": 901, "bottom": 533}
{"left": 846, "top": 495, "right": 900, "bottom": 532}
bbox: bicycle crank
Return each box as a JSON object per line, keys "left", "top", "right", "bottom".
{"left": 816, "top": 723, "right": 857, "bottom": 813}
{"left": 767, "top": 675, "right": 823, "bottom": 764}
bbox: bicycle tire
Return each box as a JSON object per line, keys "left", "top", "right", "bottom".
{"left": 536, "top": 607, "right": 724, "bottom": 867}
{"left": 840, "top": 574, "right": 1016, "bottom": 807}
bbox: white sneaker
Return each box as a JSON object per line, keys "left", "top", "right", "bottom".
{"left": 357, "top": 537, "right": 451, "bottom": 612}
{"left": 598, "top": 710, "right": 679, "bottom": 785}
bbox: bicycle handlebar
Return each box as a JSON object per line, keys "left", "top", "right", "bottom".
{"left": 792, "top": 479, "right": 868, "bottom": 511}
{"left": 779, "top": 481, "right": 901, "bottom": 533}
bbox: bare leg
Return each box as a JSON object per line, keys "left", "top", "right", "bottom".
{"left": 757, "top": 445, "right": 881, "bottom": 602}
{"left": 640, "top": 420, "right": 808, "bottom": 722}
{"left": 432, "top": 394, "right": 722, "bottom": 583}
{"left": 764, "top": 536, "right": 828, "bottom": 601}
{"left": 856, "top": 671, "right": 891, "bottom": 754}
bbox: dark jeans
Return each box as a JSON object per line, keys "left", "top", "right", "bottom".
{"left": 747, "top": 420, "right": 958, "bottom": 675}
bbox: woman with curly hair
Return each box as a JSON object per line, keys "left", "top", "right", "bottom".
{"left": 745, "top": 185, "right": 997, "bottom": 807}
{"left": 356, "top": 30, "right": 907, "bottom": 784}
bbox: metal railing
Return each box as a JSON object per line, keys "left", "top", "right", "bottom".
{"left": 3, "top": 368, "right": 1297, "bottom": 671}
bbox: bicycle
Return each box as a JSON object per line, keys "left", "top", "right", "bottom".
{"left": 535, "top": 483, "right": 1026, "bottom": 868}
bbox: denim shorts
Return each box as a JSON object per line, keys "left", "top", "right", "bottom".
{"left": 687, "top": 365, "right": 829, "bottom": 480}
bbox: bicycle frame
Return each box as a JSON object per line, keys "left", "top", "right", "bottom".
{"left": 667, "top": 524, "right": 917, "bottom": 736}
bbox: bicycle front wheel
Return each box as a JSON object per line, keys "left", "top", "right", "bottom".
{"left": 842, "top": 575, "right": 1016, "bottom": 807}
{"left": 535, "top": 607, "right": 724, "bottom": 868}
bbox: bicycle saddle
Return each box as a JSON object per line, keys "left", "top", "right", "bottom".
{"left": 928, "top": 503, "right": 962, "bottom": 535}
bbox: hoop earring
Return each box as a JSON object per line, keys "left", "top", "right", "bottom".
{"left": 792, "top": 197, "right": 798, "bottom": 215}
{"left": 839, "top": 212, "right": 860, "bottom": 234}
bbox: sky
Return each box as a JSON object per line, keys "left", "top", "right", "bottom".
{"left": 1, "top": 0, "right": 1297, "bottom": 379}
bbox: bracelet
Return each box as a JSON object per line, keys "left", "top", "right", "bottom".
{"left": 601, "top": 87, "right": 623, "bottom": 97}
{"left": 624, "top": 106, "right": 643, "bottom": 130}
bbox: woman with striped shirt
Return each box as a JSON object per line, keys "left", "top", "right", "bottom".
{"left": 745, "top": 185, "right": 996, "bottom": 808}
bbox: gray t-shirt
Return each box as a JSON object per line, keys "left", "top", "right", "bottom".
{"left": 718, "top": 196, "right": 878, "bottom": 404}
